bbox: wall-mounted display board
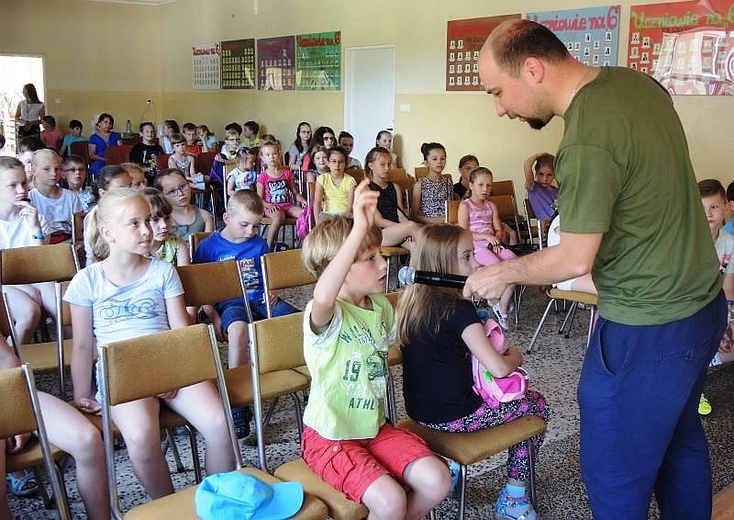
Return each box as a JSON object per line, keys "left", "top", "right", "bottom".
{"left": 296, "top": 31, "right": 342, "bottom": 91}
{"left": 445, "top": 14, "right": 520, "bottom": 91}
{"left": 192, "top": 43, "right": 221, "bottom": 90}
{"left": 257, "top": 36, "right": 296, "bottom": 91}
{"left": 527, "top": 6, "right": 621, "bottom": 67}
{"left": 629, "top": 0, "right": 734, "bottom": 95}
{"left": 221, "top": 39, "right": 256, "bottom": 90}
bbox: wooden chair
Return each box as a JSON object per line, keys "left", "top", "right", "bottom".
{"left": 155, "top": 153, "right": 170, "bottom": 173}
{"left": 1, "top": 244, "right": 79, "bottom": 394}
{"left": 445, "top": 199, "right": 461, "bottom": 225}
{"left": 275, "top": 459, "right": 369, "bottom": 520}
{"left": 489, "top": 194, "right": 522, "bottom": 234}
{"left": 391, "top": 175, "right": 415, "bottom": 215}
{"left": 71, "top": 211, "right": 87, "bottom": 267}
{"left": 1, "top": 365, "right": 70, "bottom": 519}
{"left": 526, "top": 288, "right": 598, "bottom": 354}
{"left": 414, "top": 166, "right": 428, "bottom": 178}
{"left": 399, "top": 416, "right": 546, "bottom": 520}
{"left": 388, "top": 167, "right": 408, "bottom": 179}
{"left": 248, "top": 313, "right": 312, "bottom": 472}
{"left": 347, "top": 169, "right": 365, "bottom": 183}
{"left": 522, "top": 198, "right": 553, "bottom": 250}
{"left": 97, "top": 324, "right": 327, "bottom": 519}
{"left": 491, "top": 179, "right": 515, "bottom": 197}
{"left": 188, "top": 231, "right": 213, "bottom": 259}
{"left": 176, "top": 261, "right": 309, "bottom": 448}
{"left": 69, "top": 141, "right": 90, "bottom": 165}
{"left": 261, "top": 249, "right": 315, "bottom": 318}
{"left": 104, "top": 144, "right": 133, "bottom": 166}
{"left": 194, "top": 151, "right": 217, "bottom": 178}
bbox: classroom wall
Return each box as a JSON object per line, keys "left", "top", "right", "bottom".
{"left": 3, "top": 0, "right": 733, "bottom": 195}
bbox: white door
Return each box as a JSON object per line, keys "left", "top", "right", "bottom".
{"left": 344, "top": 46, "right": 395, "bottom": 168}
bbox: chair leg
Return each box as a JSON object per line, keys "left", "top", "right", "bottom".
{"left": 163, "top": 429, "right": 185, "bottom": 473}
{"left": 185, "top": 425, "right": 202, "bottom": 483}
{"left": 385, "top": 256, "right": 392, "bottom": 293}
{"left": 559, "top": 301, "right": 579, "bottom": 337}
{"left": 457, "top": 463, "right": 468, "bottom": 520}
{"left": 289, "top": 393, "right": 304, "bottom": 442}
{"left": 262, "top": 396, "right": 280, "bottom": 429}
{"left": 526, "top": 298, "right": 555, "bottom": 354}
{"left": 385, "top": 368, "right": 398, "bottom": 424}
{"left": 34, "top": 466, "right": 53, "bottom": 509}
{"left": 586, "top": 307, "right": 597, "bottom": 349}
{"left": 526, "top": 437, "right": 538, "bottom": 508}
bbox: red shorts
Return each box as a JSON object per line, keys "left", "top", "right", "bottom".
{"left": 301, "top": 423, "right": 434, "bottom": 503}
{"left": 271, "top": 202, "right": 293, "bottom": 213}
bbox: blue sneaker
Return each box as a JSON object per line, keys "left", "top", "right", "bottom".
{"left": 448, "top": 460, "right": 461, "bottom": 497}
{"left": 232, "top": 406, "right": 253, "bottom": 439}
{"left": 494, "top": 487, "right": 538, "bottom": 520}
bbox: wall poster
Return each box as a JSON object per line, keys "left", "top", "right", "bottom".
{"left": 445, "top": 14, "right": 521, "bottom": 91}
{"left": 221, "top": 39, "right": 256, "bottom": 90}
{"left": 192, "top": 43, "right": 221, "bottom": 90}
{"left": 257, "top": 36, "right": 296, "bottom": 91}
{"left": 527, "top": 6, "right": 621, "bottom": 67}
{"left": 629, "top": 0, "right": 734, "bottom": 95}
{"left": 296, "top": 31, "right": 342, "bottom": 91}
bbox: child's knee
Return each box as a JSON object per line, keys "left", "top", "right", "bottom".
{"left": 363, "top": 477, "right": 407, "bottom": 518}
{"left": 406, "top": 456, "right": 452, "bottom": 500}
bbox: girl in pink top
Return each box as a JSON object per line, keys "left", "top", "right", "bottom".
{"left": 256, "top": 143, "right": 305, "bottom": 251}
{"left": 458, "top": 166, "right": 516, "bottom": 329}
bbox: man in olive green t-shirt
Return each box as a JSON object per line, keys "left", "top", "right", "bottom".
{"left": 469, "top": 19, "right": 725, "bottom": 519}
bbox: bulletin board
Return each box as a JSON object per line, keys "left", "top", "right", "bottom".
{"left": 629, "top": 0, "right": 734, "bottom": 95}
{"left": 192, "top": 43, "right": 221, "bottom": 90}
{"left": 220, "top": 39, "right": 256, "bottom": 90}
{"left": 296, "top": 31, "right": 342, "bottom": 91}
{"left": 445, "top": 14, "right": 521, "bottom": 91}
{"left": 527, "top": 6, "right": 621, "bottom": 67}
{"left": 257, "top": 36, "right": 296, "bottom": 91}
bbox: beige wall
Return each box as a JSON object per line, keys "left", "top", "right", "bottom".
{"left": 3, "top": 0, "right": 733, "bottom": 195}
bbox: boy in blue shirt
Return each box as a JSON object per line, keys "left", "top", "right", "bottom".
{"left": 193, "top": 189, "right": 297, "bottom": 436}
{"left": 193, "top": 189, "right": 297, "bottom": 368}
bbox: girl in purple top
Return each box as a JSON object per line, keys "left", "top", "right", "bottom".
{"left": 524, "top": 152, "right": 558, "bottom": 219}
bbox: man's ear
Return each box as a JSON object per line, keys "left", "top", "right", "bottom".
{"left": 524, "top": 57, "right": 545, "bottom": 84}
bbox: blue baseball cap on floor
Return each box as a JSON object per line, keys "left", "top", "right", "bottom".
{"left": 195, "top": 471, "right": 304, "bottom": 520}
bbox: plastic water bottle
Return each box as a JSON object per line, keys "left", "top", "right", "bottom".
{"left": 125, "top": 119, "right": 132, "bottom": 134}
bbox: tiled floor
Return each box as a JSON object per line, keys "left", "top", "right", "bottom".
{"left": 9, "top": 284, "right": 734, "bottom": 519}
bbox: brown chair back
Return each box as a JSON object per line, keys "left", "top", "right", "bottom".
{"left": 189, "top": 231, "right": 214, "bottom": 258}
{"left": 176, "top": 261, "right": 247, "bottom": 309}
{"left": 195, "top": 151, "right": 217, "bottom": 175}
{"left": 261, "top": 249, "right": 315, "bottom": 317}
{"left": 1, "top": 243, "right": 78, "bottom": 285}
{"left": 105, "top": 144, "right": 133, "bottom": 166}
{"left": 250, "top": 312, "right": 306, "bottom": 375}
{"left": 445, "top": 199, "right": 461, "bottom": 225}
{"left": 491, "top": 179, "right": 515, "bottom": 197}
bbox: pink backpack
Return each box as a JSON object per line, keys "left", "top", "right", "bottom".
{"left": 471, "top": 318, "right": 528, "bottom": 408}
{"left": 296, "top": 204, "right": 313, "bottom": 241}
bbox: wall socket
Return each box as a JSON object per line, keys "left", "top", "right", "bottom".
{"left": 146, "top": 99, "right": 152, "bottom": 104}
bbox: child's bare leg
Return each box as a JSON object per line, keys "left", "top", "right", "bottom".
{"left": 286, "top": 205, "right": 304, "bottom": 218}
{"left": 381, "top": 221, "right": 420, "bottom": 248}
{"left": 167, "top": 382, "right": 235, "bottom": 475}
{"left": 402, "top": 455, "right": 451, "bottom": 520}
{"left": 361, "top": 474, "right": 407, "bottom": 520}
{"left": 39, "top": 392, "right": 110, "bottom": 519}
{"left": 227, "top": 321, "right": 249, "bottom": 368}
{"left": 111, "top": 398, "right": 174, "bottom": 499}
{"left": 34, "top": 282, "right": 57, "bottom": 319}
{"left": 500, "top": 283, "right": 516, "bottom": 315}
{"left": 266, "top": 208, "right": 285, "bottom": 251}
{"left": 3, "top": 286, "right": 42, "bottom": 343}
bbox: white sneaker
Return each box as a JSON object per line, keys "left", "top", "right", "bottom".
{"left": 492, "top": 303, "right": 510, "bottom": 331}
